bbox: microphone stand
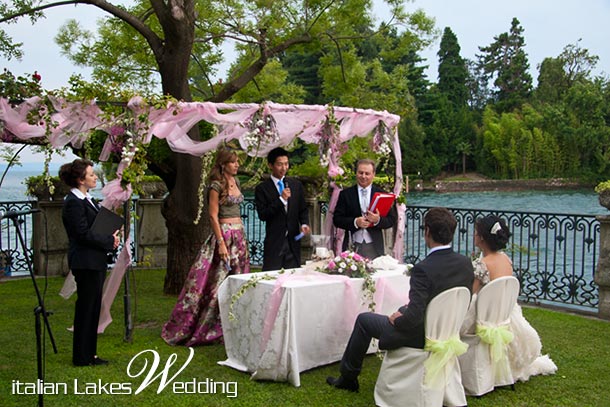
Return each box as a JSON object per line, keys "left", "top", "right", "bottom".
{"left": 9, "top": 214, "right": 57, "bottom": 407}
{"left": 122, "top": 199, "right": 133, "bottom": 342}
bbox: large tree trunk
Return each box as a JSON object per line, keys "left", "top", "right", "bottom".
{"left": 154, "top": 3, "right": 207, "bottom": 294}
{"left": 162, "top": 152, "right": 209, "bottom": 294}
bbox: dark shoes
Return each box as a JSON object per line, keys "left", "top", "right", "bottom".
{"left": 74, "top": 357, "right": 109, "bottom": 367}
{"left": 93, "top": 357, "right": 109, "bottom": 365}
{"left": 326, "top": 376, "right": 359, "bottom": 392}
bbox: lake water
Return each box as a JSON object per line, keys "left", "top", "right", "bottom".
{"left": 0, "top": 164, "right": 68, "bottom": 201}
{"left": 1, "top": 165, "right": 604, "bottom": 215}
{"left": 406, "top": 189, "right": 604, "bottom": 216}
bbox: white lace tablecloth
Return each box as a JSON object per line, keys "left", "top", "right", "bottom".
{"left": 217, "top": 267, "right": 410, "bottom": 386}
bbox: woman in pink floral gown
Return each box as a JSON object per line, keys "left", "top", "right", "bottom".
{"left": 162, "top": 149, "right": 250, "bottom": 346}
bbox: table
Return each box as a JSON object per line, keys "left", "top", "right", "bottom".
{"left": 217, "top": 267, "right": 410, "bottom": 386}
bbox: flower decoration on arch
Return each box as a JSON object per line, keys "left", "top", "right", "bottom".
{"left": 372, "top": 120, "right": 393, "bottom": 157}
{"left": 317, "top": 105, "right": 346, "bottom": 178}
{"left": 193, "top": 150, "right": 217, "bottom": 225}
{"left": 96, "top": 96, "right": 155, "bottom": 199}
{"left": 242, "top": 102, "right": 280, "bottom": 154}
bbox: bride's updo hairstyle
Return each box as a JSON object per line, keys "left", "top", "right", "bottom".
{"left": 475, "top": 215, "right": 511, "bottom": 251}
{"left": 59, "top": 158, "right": 94, "bottom": 188}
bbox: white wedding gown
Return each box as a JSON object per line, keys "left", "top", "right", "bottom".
{"left": 461, "top": 254, "right": 557, "bottom": 382}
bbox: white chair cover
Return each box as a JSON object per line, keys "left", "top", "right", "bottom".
{"left": 374, "top": 287, "right": 471, "bottom": 407}
{"left": 459, "top": 276, "right": 520, "bottom": 396}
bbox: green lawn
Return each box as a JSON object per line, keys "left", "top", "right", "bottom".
{"left": 1, "top": 269, "right": 609, "bottom": 407}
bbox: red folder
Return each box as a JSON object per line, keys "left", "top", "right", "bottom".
{"left": 368, "top": 192, "right": 396, "bottom": 217}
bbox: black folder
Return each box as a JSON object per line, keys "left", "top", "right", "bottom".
{"left": 91, "top": 206, "right": 124, "bottom": 236}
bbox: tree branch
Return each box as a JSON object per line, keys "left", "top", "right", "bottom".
{"left": 1, "top": 0, "right": 164, "bottom": 52}
{"left": 208, "top": 33, "right": 312, "bottom": 102}
{"left": 327, "top": 33, "right": 346, "bottom": 83}
{"left": 0, "top": 0, "right": 78, "bottom": 23}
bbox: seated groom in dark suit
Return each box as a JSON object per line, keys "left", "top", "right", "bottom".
{"left": 255, "top": 147, "right": 310, "bottom": 271}
{"left": 327, "top": 207, "right": 474, "bottom": 392}
{"left": 333, "top": 158, "right": 397, "bottom": 259}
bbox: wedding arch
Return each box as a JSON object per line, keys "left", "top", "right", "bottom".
{"left": 0, "top": 96, "right": 406, "bottom": 257}
{"left": 1, "top": 95, "right": 407, "bottom": 331}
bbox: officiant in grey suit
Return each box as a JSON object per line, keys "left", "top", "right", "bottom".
{"left": 333, "top": 158, "right": 397, "bottom": 259}
{"left": 255, "top": 147, "right": 310, "bottom": 271}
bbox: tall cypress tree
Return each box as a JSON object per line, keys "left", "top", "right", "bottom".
{"left": 437, "top": 27, "right": 469, "bottom": 107}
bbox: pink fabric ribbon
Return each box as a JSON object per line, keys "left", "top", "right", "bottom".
{"left": 97, "top": 237, "right": 133, "bottom": 333}
{"left": 373, "top": 276, "right": 409, "bottom": 312}
{"left": 258, "top": 271, "right": 409, "bottom": 352}
{"left": 390, "top": 125, "right": 405, "bottom": 260}
{"left": 260, "top": 271, "right": 358, "bottom": 351}
{"left": 0, "top": 97, "right": 46, "bottom": 139}
{"left": 1, "top": 97, "right": 401, "bottom": 163}
{"left": 323, "top": 182, "right": 344, "bottom": 254}
{"left": 48, "top": 97, "right": 103, "bottom": 148}
{"left": 100, "top": 179, "right": 133, "bottom": 211}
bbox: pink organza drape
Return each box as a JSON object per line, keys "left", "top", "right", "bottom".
{"left": 1, "top": 97, "right": 405, "bottom": 329}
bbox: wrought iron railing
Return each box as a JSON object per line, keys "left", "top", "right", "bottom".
{"left": 403, "top": 206, "right": 599, "bottom": 312}
{"left": 240, "top": 198, "right": 265, "bottom": 266}
{"left": 2, "top": 199, "right": 600, "bottom": 312}
{"left": 239, "top": 198, "right": 329, "bottom": 265}
{"left": 0, "top": 201, "right": 35, "bottom": 275}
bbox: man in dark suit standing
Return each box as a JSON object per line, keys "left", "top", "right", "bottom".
{"left": 255, "top": 147, "right": 310, "bottom": 271}
{"left": 333, "top": 158, "right": 397, "bottom": 259}
{"left": 327, "top": 207, "right": 474, "bottom": 392}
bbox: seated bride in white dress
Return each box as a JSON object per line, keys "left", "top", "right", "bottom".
{"left": 461, "top": 215, "right": 557, "bottom": 382}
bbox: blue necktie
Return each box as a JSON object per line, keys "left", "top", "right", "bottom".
{"left": 278, "top": 179, "right": 285, "bottom": 194}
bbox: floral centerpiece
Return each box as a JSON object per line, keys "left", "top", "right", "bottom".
{"left": 322, "top": 251, "right": 373, "bottom": 277}
{"left": 317, "top": 251, "right": 377, "bottom": 311}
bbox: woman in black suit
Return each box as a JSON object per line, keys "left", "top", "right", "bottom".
{"left": 59, "top": 159, "right": 119, "bottom": 366}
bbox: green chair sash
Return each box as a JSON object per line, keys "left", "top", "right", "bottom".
{"left": 423, "top": 334, "right": 468, "bottom": 389}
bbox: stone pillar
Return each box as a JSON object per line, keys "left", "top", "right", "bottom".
{"left": 33, "top": 201, "right": 70, "bottom": 276}
{"left": 595, "top": 215, "right": 610, "bottom": 320}
{"left": 136, "top": 199, "right": 168, "bottom": 268}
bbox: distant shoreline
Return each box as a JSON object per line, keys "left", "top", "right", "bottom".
{"left": 413, "top": 177, "right": 593, "bottom": 193}
{"left": 0, "top": 163, "right": 62, "bottom": 172}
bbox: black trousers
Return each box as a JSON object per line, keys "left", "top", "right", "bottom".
{"left": 72, "top": 269, "right": 106, "bottom": 365}
{"left": 340, "top": 312, "right": 393, "bottom": 380}
{"left": 279, "top": 238, "right": 299, "bottom": 269}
